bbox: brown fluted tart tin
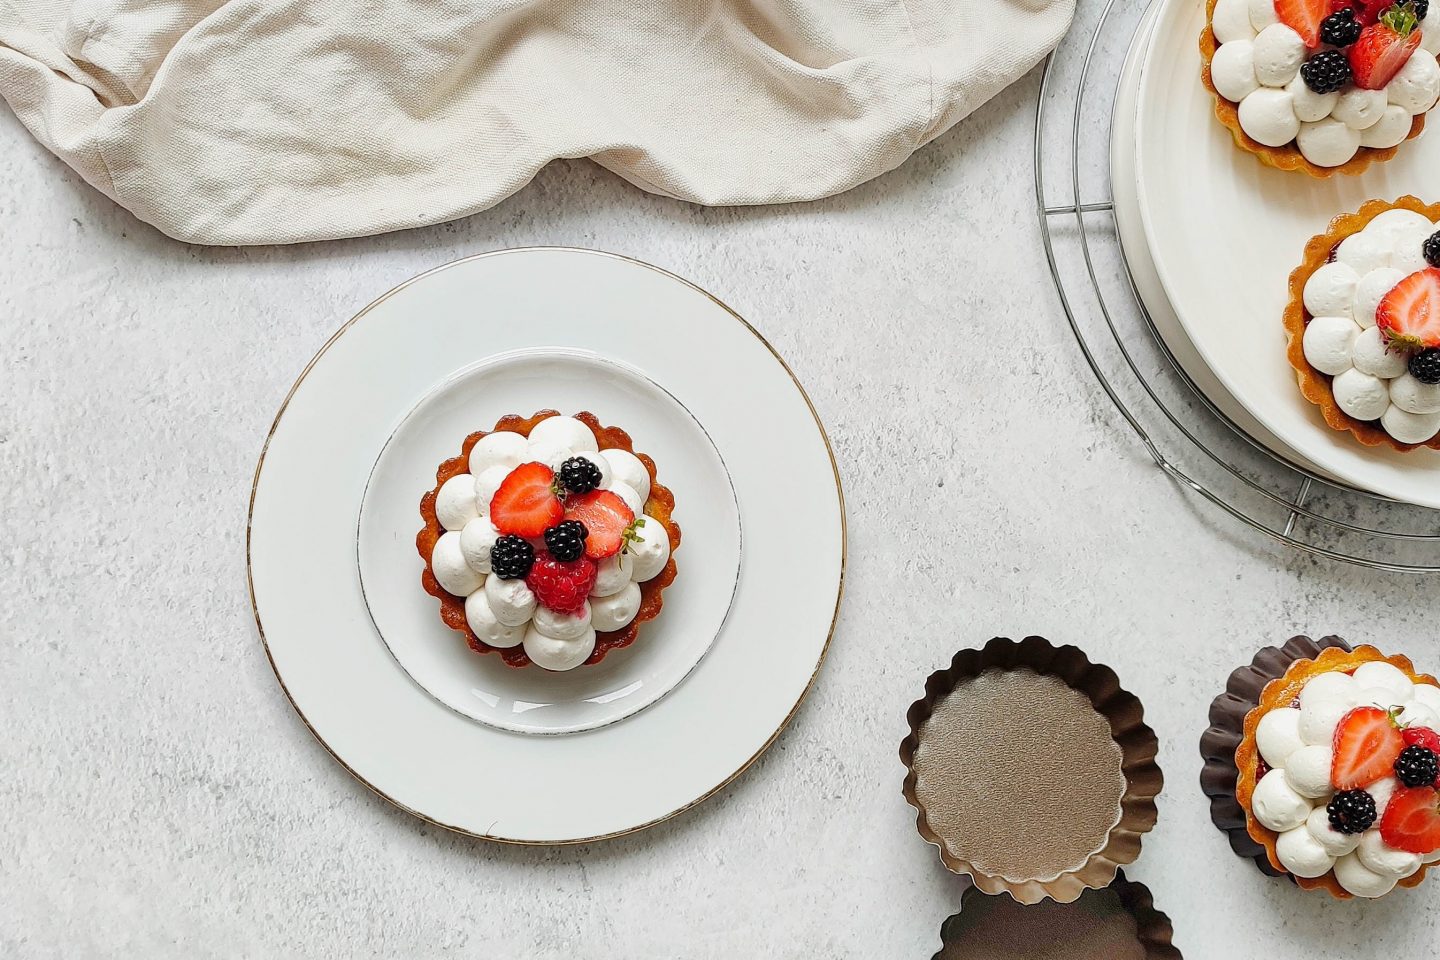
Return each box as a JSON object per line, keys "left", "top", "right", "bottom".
{"left": 901, "top": 636, "right": 1164, "bottom": 904}
{"left": 933, "top": 871, "right": 1182, "bottom": 959}
{"left": 1201, "top": 635, "right": 1351, "bottom": 877}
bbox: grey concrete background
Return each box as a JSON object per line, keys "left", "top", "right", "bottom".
{"left": 3, "top": 61, "right": 1437, "bottom": 958}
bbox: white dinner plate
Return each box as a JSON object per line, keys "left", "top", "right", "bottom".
{"left": 249, "top": 248, "right": 845, "bottom": 843}
{"left": 1111, "top": 0, "right": 1339, "bottom": 482}
{"left": 1134, "top": 0, "right": 1440, "bottom": 507}
{"left": 357, "top": 348, "right": 742, "bottom": 735}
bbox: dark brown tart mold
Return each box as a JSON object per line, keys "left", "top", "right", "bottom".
{"left": 901, "top": 636, "right": 1164, "bottom": 904}
{"left": 417, "top": 410, "right": 679, "bottom": 669}
{"left": 934, "top": 871, "right": 1182, "bottom": 959}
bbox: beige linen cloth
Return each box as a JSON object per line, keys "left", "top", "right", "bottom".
{"left": 0, "top": 0, "right": 1074, "bottom": 245}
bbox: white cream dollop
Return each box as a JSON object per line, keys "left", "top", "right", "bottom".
{"left": 591, "top": 552, "right": 633, "bottom": 598}
{"left": 1389, "top": 49, "right": 1440, "bottom": 115}
{"left": 1297, "top": 118, "right": 1360, "bottom": 167}
{"left": 1384, "top": 406, "right": 1440, "bottom": 443}
{"left": 1391, "top": 372, "right": 1440, "bottom": 414}
{"left": 468, "top": 431, "right": 527, "bottom": 476}
{"left": 1360, "top": 105, "right": 1414, "bottom": 148}
{"left": 626, "top": 514, "right": 672, "bottom": 582}
{"left": 532, "top": 602, "right": 592, "bottom": 641}
{"left": 1334, "top": 851, "right": 1399, "bottom": 898}
{"left": 1213, "top": 0, "right": 1256, "bottom": 43}
{"left": 1353, "top": 661, "right": 1416, "bottom": 702}
{"left": 591, "top": 582, "right": 642, "bottom": 632}
{"left": 522, "top": 623, "right": 596, "bottom": 672}
{"left": 1332, "top": 368, "right": 1392, "bottom": 421}
{"left": 1288, "top": 73, "right": 1338, "bottom": 123}
{"left": 1253, "top": 769, "right": 1312, "bottom": 832}
{"left": 1332, "top": 87, "right": 1388, "bottom": 131}
{"left": 1256, "top": 707, "right": 1306, "bottom": 768}
{"left": 600, "top": 448, "right": 651, "bottom": 504}
{"left": 1239, "top": 87, "right": 1301, "bottom": 146}
{"left": 1285, "top": 744, "right": 1335, "bottom": 799}
{"left": 529, "top": 415, "right": 600, "bottom": 454}
{"left": 485, "top": 573, "right": 536, "bottom": 627}
{"left": 1251, "top": 24, "right": 1305, "bottom": 87}
{"left": 1353, "top": 267, "right": 1407, "bottom": 327}
{"left": 459, "top": 517, "right": 499, "bottom": 574}
{"left": 474, "top": 465, "right": 513, "bottom": 515}
{"left": 435, "top": 474, "right": 481, "bottom": 531}
{"left": 431, "top": 531, "right": 484, "bottom": 597}
{"left": 1306, "top": 806, "right": 1361, "bottom": 857}
{"left": 1303, "top": 262, "right": 1360, "bottom": 319}
{"left": 1302, "top": 316, "right": 1361, "bottom": 375}
{"left": 464, "top": 589, "right": 524, "bottom": 648}
{"left": 1358, "top": 831, "right": 1422, "bottom": 878}
{"left": 1277, "top": 826, "right": 1337, "bottom": 878}
{"left": 1351, "top": 326, "right": 1410, "bottom": 379}
{"left": 1214, "top": 41, "right": 1261, "bottom": 102}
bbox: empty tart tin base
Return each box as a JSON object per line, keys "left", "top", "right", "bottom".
{"left": 901, "top": 636, "right": 1164, "bottom": 904}
{"left": 1200, "top": 635, "right": 1350, "bottom": 877}
{"left": 934, "top": 872, "right": 1182, "bottom": 959}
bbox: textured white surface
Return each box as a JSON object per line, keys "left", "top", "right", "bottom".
{"left": 2, "top": 74, "right": 1439, "bottom": 958}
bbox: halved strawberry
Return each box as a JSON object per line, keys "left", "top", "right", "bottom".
{"left": 562, "top": 490, "right": 635, "bottom": 560}
{"left": 1332, "top": 706, "right": 1406, "bottom": 789}
{"left": 1350, "top": 0, "right": 1386, "bottom": 26}
{"left": 488, "top": 462, "right": 564, "bottom": 538}
{"left": 1349, "top": 3, "right": 1422, "bottom": 88}
{"left": 1377, "top": 267, "right": 1440, "bottom": 349}
{"left": 1277, "top": 0, "right": 1337, "bottom": 46}
{"left": 1380, "top": 786, "right": 1440, "bottom": 854}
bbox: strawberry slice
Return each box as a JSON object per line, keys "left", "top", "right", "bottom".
{"left": 1277, "top": 0, "right": 1337, "bottom": 46}
{"left": 488, "top": 462, "right": 564, "bottom": 538}
{"left": 1377, "top": 267, "right": 1440, "bottom": 349}
{"left": 1349, "top": 3, "right": 1422, "bottom": 88}
{"left": 1332, "top": 706, "right": 1406, "bottom": 790}
{"left": 562, "top": 489, "right": 635, "bottom": 560}
{"left": 1350, "top": 0, "right": 1386, "bottom": 25}
{"left": 1380, "top": 786, "right": 1440, "bottom": 854}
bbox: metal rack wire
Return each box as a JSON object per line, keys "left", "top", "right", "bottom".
{"left": 1035, "top": 0, "right": 1440, "bottom": 573}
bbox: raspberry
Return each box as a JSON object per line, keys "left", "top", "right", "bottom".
{"left": 526, "top": 552, "right": 597, "bottom": 615}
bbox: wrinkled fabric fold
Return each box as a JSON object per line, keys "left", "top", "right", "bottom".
{"left": 0, "top": 0, "right": 1075, "bottom": 245}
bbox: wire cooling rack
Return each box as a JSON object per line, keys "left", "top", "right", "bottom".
{"left": 1035, "top": 0, "right": 1440, "bottom": 573}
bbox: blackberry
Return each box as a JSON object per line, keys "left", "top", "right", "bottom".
{"left": 1418, "top": 0, "right": 1431, "bottom": 19}
{"left": 490, "top": 535, "right": 535, "bottom": 580}
{"left": 1395, "top": 745, "right": 1440, "bottom": 787}
{"left": 1320, "top": 8, "right": 1364, "bottom": 45}
{"left": 557, "top": 456, "right": 603, "bottom": 495}
{"left": 1410, "top": 348, "right": 1440, "bottom": 385}
{"left": 1424, "top": 230, "right": 1440, "bottom": 268}
{"left": 543, "top": 520, "right": 588, "bottom": 563}
{"left": 1300, "top": 51, "right": 1352, "bottom": 94}
{"left": 1328, "top": 789, "right": 1378, "bottom": 834}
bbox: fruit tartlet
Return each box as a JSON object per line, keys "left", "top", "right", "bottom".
{"left": 1286, "top": 197, "right": 1440, "bottom": 449}
{"left": 1236, "top": 645, "right": 1440, "bottom": 897}
{"left": 417, "top": 411, "right": 678, "bottom": 672}
{"left": 1202, "top": 0, "right": 1440, "bottom": 173}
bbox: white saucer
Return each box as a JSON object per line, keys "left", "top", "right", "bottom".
{"left": 1110, "top": 0, "right": 1338, "bottom": 482}
{"left": 249, "top": 248, "right": 844, "bottom": 843}
{"left": 1134, "top": 0, "right": 1440, "bottom": 507}
{"left": 357, "top": 348, "right": 742, "bottom": 735}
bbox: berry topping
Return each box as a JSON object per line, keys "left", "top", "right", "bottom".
{"left": 1348, "top": 3, "right": 1422, "bottom": 89}
{"left": 557, "top": 456, "right": 603, "bottom": 495}
{"left": 1301, "top": 50, "right": 1355, "bottom": 93}
{"left": 1403, "top": 725, "right": 1440, "bottom": 753}
{"left": 1332, "top": 705, "right": 1407, "bottom": 790}
{"left": 525, "top": 552, "right": 598, "bottom": 615}
{"left": 1328, "top": 788, "right": 1380, "bottom": 834}
{"left": 1410, "top": 347, "right": 1440, "bottom": 384}
{"left": 1379, "top": 785, "right": 1440, "bottom": 854}
{"left": 543, "top": 520, "right": 588, "bottom": 563}
{"left": 488, "top": 462, "right": 565, "bottom": 538}
{"left": 562, "top": 489, "right": 637, "bottom": 560}
{"left": 1276, "top": 0, "right": 1338, "bottom": 46}
{"left": 1396, "top": 744, "right": 1440, "bottom": 787}
{"left": 1321, "top": 7, "right": 1366, "bottom": 44}
{"left": 1424, "top": 231, "right": 1440, "bottom": 268}
{"left": 489, "top": 535, "right": 535, "bottom": 581}
{"left": 1377, "top": 267, "right": 1440, "bottom": 349}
